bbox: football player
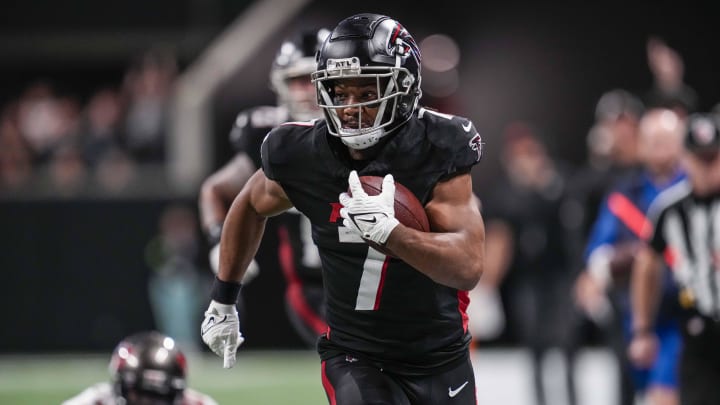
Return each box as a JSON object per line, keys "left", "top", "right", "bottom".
{"left": 578, "top": 108, "right": 686, "bottom": 405}
{"left": 63, "top": 331, "right": 217, "bottom": 405}
{"left": 198, "top": 28, "right": 330, "bottom": 347}
{"left": 201, "top": 13, "right": 485, "bottom": 405}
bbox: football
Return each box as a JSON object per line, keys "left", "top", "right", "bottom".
{"left": 351, "top": 175, "right": 430, "bottom": 256}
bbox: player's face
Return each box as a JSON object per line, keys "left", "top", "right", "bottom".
{"left": 331, "top": 78, "right": 380, "bottom": 130}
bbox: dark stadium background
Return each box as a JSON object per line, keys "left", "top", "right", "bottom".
{"left": 1, "top": 0, "right": 718, "bottom": 352}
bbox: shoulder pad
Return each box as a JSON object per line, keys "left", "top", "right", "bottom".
{"left": 260, "top": 121, "right": 319, "bottom": 181}
{"left": 229, "top": 106, "right": 289, "bottom": 150}
{"left": 418, "top": 107, "right": 484, "bottom": 168}
{"left": 235, "top": 106, "right": 288, "bottom": 130}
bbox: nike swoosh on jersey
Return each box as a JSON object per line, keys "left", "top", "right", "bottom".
{"left": 448, "top": 381, "right": 469, "bottom": 397}
{"left": 462, "top": 122, "right": 473, "bottom": 132}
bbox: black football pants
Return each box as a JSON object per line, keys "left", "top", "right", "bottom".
{"left": 321, "top": 352, "right": 476, "bottom": 405}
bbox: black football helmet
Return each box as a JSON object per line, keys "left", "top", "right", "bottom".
{"left": 312, "top": 13, "right": 422, "bottom": 149}
{"left": 109, "top": 331, "right": 187, "bottom": 405}
{"left": 270, "top": 28, "right": 331, "bottom": 121}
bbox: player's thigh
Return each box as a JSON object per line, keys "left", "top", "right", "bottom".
{"left": 322, "top": 355, "right": 410, "bottom": 405}
{"left": 400, "top": 355, "right": 476, "bottom": 405}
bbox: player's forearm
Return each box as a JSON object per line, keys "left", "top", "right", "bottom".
{"left": 217, "top": 190, "right": 267, "bottom": 283}
{"left": 199, "top": 182, "right": 229, "bottom": 234}
{"left": 386, "top": 226, "right": 484, "bottom": 291}
{"left": 200, "top": 155, "right": 257, "bottom": 234}
{"left": 630, "top": 245, "right": 662, "bottom": 333}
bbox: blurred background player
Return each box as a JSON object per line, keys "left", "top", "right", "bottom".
{"left": 62, "top": 331, "right": 217, "bottom": 405}
{"left": 562, "top": 89, "right": 644, "bottom": 405}
{"left": 629, "top": 112, "right": 720, "bottom": 405}
{"left": 145, "top": 203, "right": 205, "bottom": 352}
{"left": 576, "top": 108, "right": 686, "bottom": 405}
{"left": 472, "top": 122, "right": 578, "bottom": 405}
{"left": 565, "top": 89, "right": 644, "bottom": 258}
{"left": 198, "top": 28, "right": 330, "bottom": 347}
{"left": 202, "top": 12, "right": 484, "bottom": 404}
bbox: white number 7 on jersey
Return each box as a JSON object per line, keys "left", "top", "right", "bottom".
{"left": 338, "top": 226, "right": 390, "bottom": 310}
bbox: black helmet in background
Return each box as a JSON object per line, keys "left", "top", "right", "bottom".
{"left": 270, "top": 28, "right": 331, "bottom": 121}
{"left": 109, "top": 331, "right": 187, "bottom": 405}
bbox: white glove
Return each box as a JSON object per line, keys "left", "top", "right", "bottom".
{"left": 208, "top": 243, "right": 260, "bottom": 283}
{"left": 201, "top": 300, "right": 244, "bottom": 368}
{"left": 339, "top": 171, "right": 400, "bottom": 245}
{"left": 467, "top": 284, "right": 506, "bottom": 340}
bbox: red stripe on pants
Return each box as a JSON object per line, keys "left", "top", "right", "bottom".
{"left": 321, "top": 360, "right": 337, "bottom": 405}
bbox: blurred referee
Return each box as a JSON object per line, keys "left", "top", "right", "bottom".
{"left": 629, "top": 112, "right": 720, "bottom": 405}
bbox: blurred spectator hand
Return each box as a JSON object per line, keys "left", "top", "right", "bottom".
{"left": 647, "top": 37, "right": 683, "bottom": 90}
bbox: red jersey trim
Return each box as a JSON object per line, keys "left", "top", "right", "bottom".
{"left": 373, "top": 257, "right": 391, "bottom": 310}
{"left": 278, "top": 226, "right": 328, "bottom": 334}
{"left": 457, "top": 290, "right": 470, "bottom": 333}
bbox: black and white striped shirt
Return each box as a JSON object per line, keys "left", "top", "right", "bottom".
{"left": 648, "top": 180, "right": 720, "bottom": 319}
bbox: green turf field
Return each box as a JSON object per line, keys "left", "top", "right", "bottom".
{"left": 0, "top": 350, "right": 326, "bottom": 404}
{"left": 0, "top": 348, "right": 620, "bottom": 404}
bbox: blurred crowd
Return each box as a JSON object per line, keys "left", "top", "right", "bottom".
{"left": 467, "top": 37, "right": 719, "bottom": 405}
{"left": 0, "top": 49, "right": 178, "bottom": 197}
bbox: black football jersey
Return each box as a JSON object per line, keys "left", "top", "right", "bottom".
{"left": 229, "top": 105, "right": 290, "bottom": 167}
{"left": 229, "top": 106, "right": 323, "bottom": 284}
{"left": 261, "top": 107, "right": 483, "bottom": 374}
